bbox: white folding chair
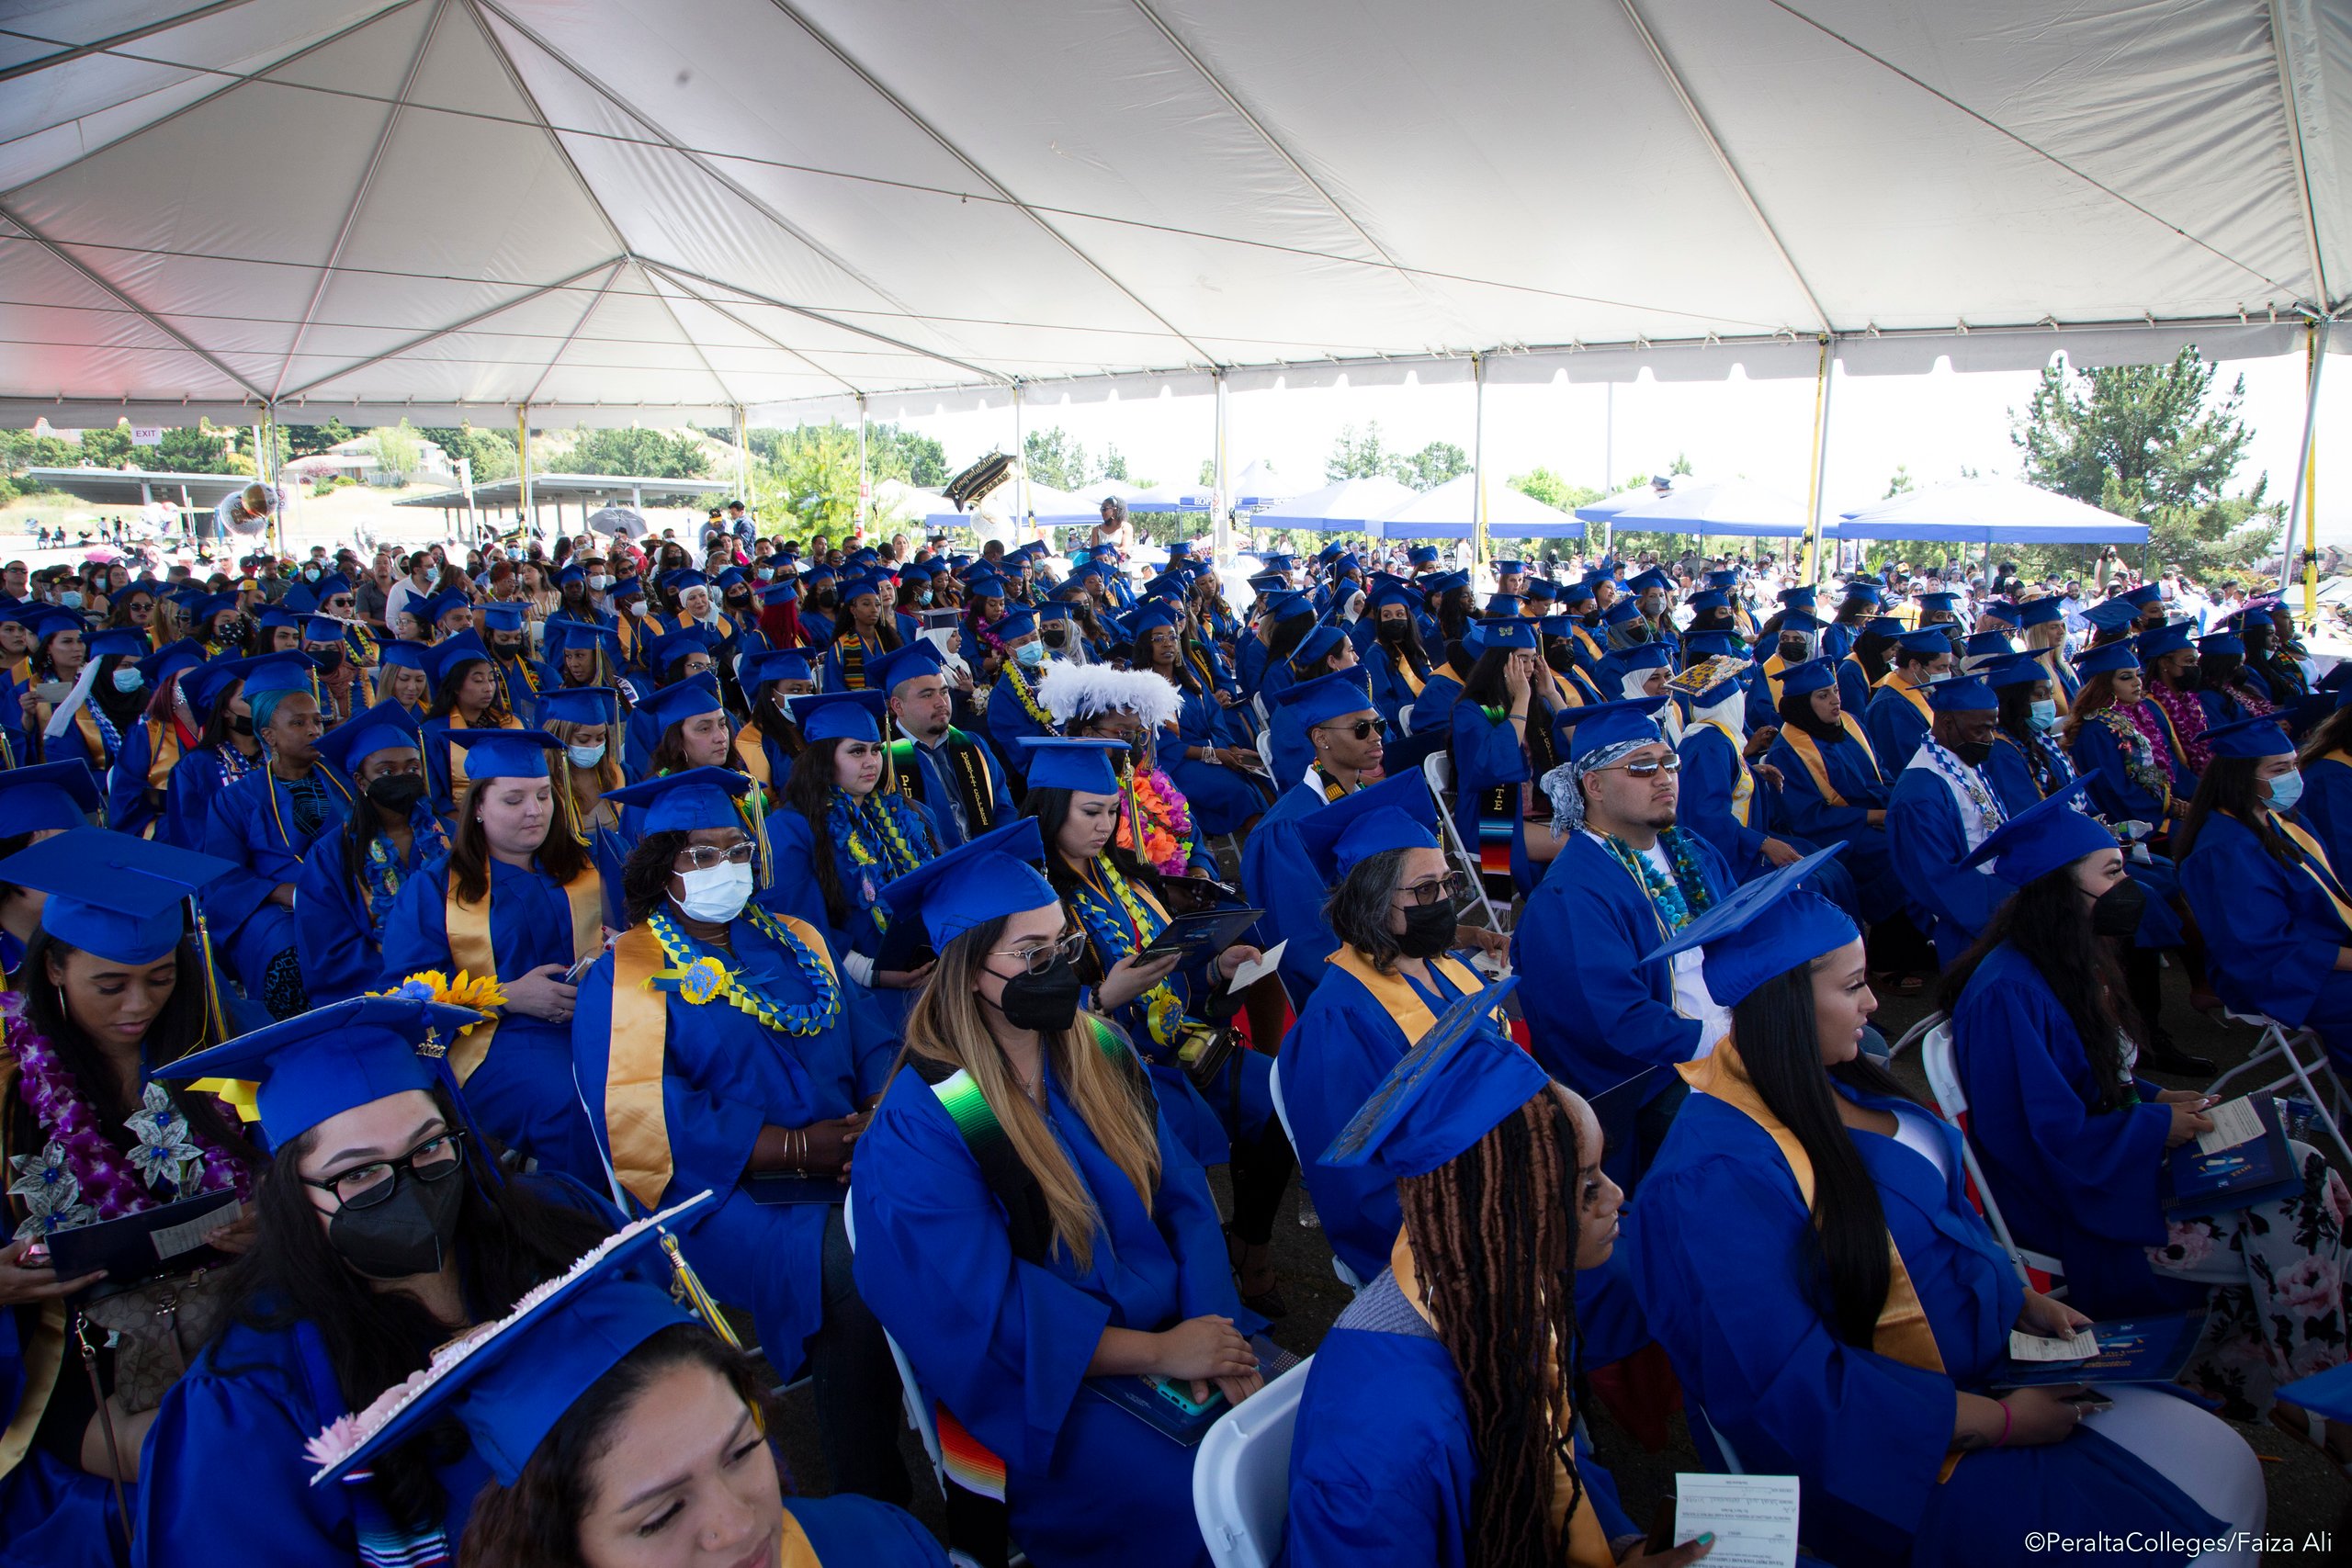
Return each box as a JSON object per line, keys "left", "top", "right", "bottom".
{"left": 1255, "top": 729, "right": 1275, "bottom": 774}
{"left": 1918, "top": 1020, "right": 2067, "bottom": 1294}
{"left": 1192, "top": 1356, "right": 1314, "bottom": 1568}
{"left": 842, "top": 1189, "right": 946, "bottom": 1493}
{"left": 1885, "top": 1010, "right": 1945, "bottom": 1064}
{"left": 1268, "top": 1055, "right": 1363, "bottom": 1292}
{"left": 1396, "top": 701, "right": 1414, "bottom": 737}
{"left": 1419, "top": 750, "right": 1506, "bottom": 933}
{"left": 2209, "top": 1010, "right": 2352, "bottom": 1170}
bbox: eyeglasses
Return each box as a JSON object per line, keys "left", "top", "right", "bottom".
{"left": 1315, "top": 716, "right": 1388, "bottom": 740}
{"left": 673, "top": 839, "right": 757, "bottom": 871}
{"left": 1396, "top": 873, "right": 1464, "bottom": 908}
{"left": 1597, "top": 753, "right": 1682, "bottom": 779}
{"left": 303, "top": 1130, "right": 465, "bottom": 1209}
{"left": 993, "top": 928, "right": 1086, "bottom": 976}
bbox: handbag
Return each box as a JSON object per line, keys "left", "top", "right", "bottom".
{"left": 77, "top": 1265, "right": 234, "bottom": 1415}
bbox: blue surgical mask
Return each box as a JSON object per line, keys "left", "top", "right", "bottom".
{"left": 2268, "top": 767, "right": 2305, "bottom": 814}
{"left": 566, "top": 741, "right": 607, "bottom": 770}
{"left": 1014, "top": 640, "right": 1046, "bottom": 668}
{"left": 917, "top": 590, "right": 933, "bottom": 606}
{"left": 2027, "top": 698, "right": 2057, "bottom": 732}
{"left": 111, "top": 666, "right": 145, "bottom": 693}
{"left": 57, "top": 592, "right": 81, "bottom": 609}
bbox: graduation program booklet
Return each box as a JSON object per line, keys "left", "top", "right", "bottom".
{"left": 1994, "top": 1311, "right": 2208, "bottom": 1387}
{"left": 1085, "top": 1334, "right": 1298, "bottom": 1446}
{"left": 1136, "top": 907, "right": 1261, "bottom": 965}
{"left": 1674, "top": 1473, "right": 1801, "bottom": 1568}
{"left": 2162, "top": 1093, "right": 2299, "bottom": 1213}
{"left": 44, "top": 1190, "right": 243, "bottom": 1288}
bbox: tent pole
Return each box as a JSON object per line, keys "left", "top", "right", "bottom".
{"left": 1013, "top": 380, "right": 1029, "bottom": 549}
{"left": 1214, "top": 372, "right": 1231, "bottom": 561}
{"left": 855, "top": 394, "right": 870, "bottom": 537}
{"left": 1471, "top": 353, "right": 1487, "bottom": 574}
{"left": 516, "top": 404, "right": 533, "bottom": 545}
{"left": 1801, "top": 337, "right": 1836, "bottom": 584}
{"left": 2278, "top": 319, "right": 2329, "bottom": 604}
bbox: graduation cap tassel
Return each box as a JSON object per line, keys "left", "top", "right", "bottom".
{"left": 190, "top": 899, "right": 229, "bottom": 1050}
{"left": 660, "top": 1232, "right": 741, "bottom": 1348}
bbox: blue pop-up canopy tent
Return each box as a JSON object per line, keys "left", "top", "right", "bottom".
{"left": 1833, "top": 479, "right": 2148, "bottom": 545}
{"left": 1373, "top": 474, "right": 1585, "bottom": 539}
{"left": 1578, "top": 479, "right": 1811, "bottom": 538}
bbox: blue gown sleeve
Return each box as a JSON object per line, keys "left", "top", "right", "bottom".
{"left": 1887, "top": 780, "right": 2008, "bottom": 945}
{"left": 108, "top": 720, "right": 156, "bottom": 831}
{"left": 1677, "top": 728, "right": 1766, "bottom": 869}
{"left": 137, "top": 1361, "right": 362, "bottom": 1567}
{"left": 2301, "top": 755, "right": 2352, "bottom": 873}
{"left": 375, "top": 858, "right": 452, "bottom": 984}
{"left": 292, "top": 831, "right": 378, "bottom": 1005}
{"left": 2181, "top": 821, "right": 2346, "bottom": 1028}
{"left": 1239, "top": 809, "right": 1337, "bottom": 999}
{"left": 1449, "top": 709, "right": 1530, "bottom": 792}
{"left": 1283, "top": 989, "right": 1414, "bottom": 1284}
{"left": 198, "top": 776, "right": 277, "bottom": 935}
{"left": 1765, "top": 739, "right": 1871, "bottom": 839}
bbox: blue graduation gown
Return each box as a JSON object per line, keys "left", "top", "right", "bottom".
{"left": 894, "top": 729, "right": 1016, "bottom": 852}
{"left": 1953, "top": 942, "right": 2201, "bottom": 1318}
{"left": 2180, "top": 809, "right": 2352, "bottom": 1063}
{"left": 1513, "top": 832, "right": 1734, "bottom": 1145}
{"left": 819, "top": 634, "right": 890, "bottom": 694}
{"left": 1983, "top": 728, "right": 2073, "bottom": 814}
{"left": 1164, "top": 702, "right": 1263, "bottom": 838}
{"left": 1238, "top": 776, "right": 1340, "bottom": 1001}
{"left": 1448, "top": 707, "right": 1536, "bottom": 894}
{"left": 291, "top": 808, "right": 444, "bottom": 1005}
{"left": 1361, "top": 645, "right": 1427, "bottom": 733}
{"left": 2299, "top": 750, "right": 2352, "bottom": 874}
{"left": 850, "top": 1046, "right": 1252, "bottom": 1568}
{"left": 985, "top": 667, "right": 1057, "bottom": 782}
{"left": 1285, "top": 1326, "right": 1638, "bottom": 1568}
{"left": 379, "top": 856, "right": 603, "bottom": 1179}
{"left": 1409, "top": 671, "right": 1464, "bottom": 750}
{"left": 1236, "top": 635, "right": 1273, "bottom": 700}
{"left": 2066, "top": 706, "right": 2181, "bottom": 822}
{"left": 1676, "top": 720, "right": 1770, "bottom": 879}
{"left": 571, "top": 911, "right": 891, "bottom": 1376}
{"left": 1626, "top": 1084, "right": 2222, "bottom": 1568}
{"left": 107, "top": 717, "right": 171, "bottom": 839}
{"left": 1761, "top": 728, "right": 1905, "bottom": 922}
{"left": 1835, "top": 655, "right": 1873, "bottom": 723}
{"left": 200, "top": 765, "right": 354, "bottom": 998}
{"left": 1886, "top": 765, "right": 2010, "bottom": 964}
{"left": 159, "top": 743, "right": 252, "bottom": 851}
{"left": 786, "top": 1495, "right": 946, "bottom": 1568}
{"left": 1863, "top": 681, "right": 1932, "bottom": 773}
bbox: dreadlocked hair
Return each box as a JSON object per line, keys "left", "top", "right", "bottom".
{"left": 1396, "top": 1093, "right": 1582, "bottom": 1568}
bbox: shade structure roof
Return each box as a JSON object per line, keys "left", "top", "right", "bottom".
{"left": 1374, "top": 473, "right": 1586, "bottom": 540}
{"left": 1831, "top": 477, "right": 2150, "bottom": 544}
{"left": 2, "top": 0, "right": 2348, "bottom": 430}
{"left": 1585, "top": 479, "right": 1812, "bottom": 537}
{"left": 22, "top": 467, "right": 255, "bottom": 508}
{"left": 390, "top": 471, "right": 733, "bottom": 508}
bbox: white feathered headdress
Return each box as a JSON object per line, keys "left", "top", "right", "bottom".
{"left": 1035, "top": 661, "right": 1182, "bottom": 730}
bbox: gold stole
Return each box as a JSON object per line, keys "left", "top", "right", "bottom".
{"left": 777, "top": 1512, "right": 822, "bottom": 1568}
{"left": 1572, "top": 626, "right": 1605, "bottom": 665}
{"left": 2037, "top": 649, "right": 2074, "bottom": 715}
{"left": 2270, "top": 811, "right": 2352, "bottom": 933}
{"left": 0, "top": 1064, "right": 66, "bottom": 1484}
{"left": 602, "top": 912, "right": 837, "bottom": 1209}
{"left": 442, "top": 867, "right": 605, "bottom": 1084}
{"left": 1678, "top": 1041, "right": 1961, "bottom": 1481}
{"left": 1781, "top": 716, "right": 1878, "bottom": 808}
{"left": 1761, "top": 653, "right": 1787, "bottom": 710}
{"left": 616, "top": 615, "right": 643, "bottom": 670}
{"left": 144, "top": 718, "right": 184, "bottom": 794}
{"left": 1700, "top": 717, "right": 1754, "bottom": 825}
{"left": 1329, "top": 945, "right": 1487, "bottom": 1043}
{"left": 1391, "top": 1232, "right": 1614, "bottom": 1568}
{"left": 1877, "top": 673, "right": 1933, "bottom": 728}
{"left": 1386, "top": 645, "right": 1426, "bottom": 698}
{"left": 738, "top": 719, "right": 772, "bottom": 789}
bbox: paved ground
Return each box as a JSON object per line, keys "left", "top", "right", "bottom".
{"left": 763, "top": 957, "right": 2352, "bottom": 1555}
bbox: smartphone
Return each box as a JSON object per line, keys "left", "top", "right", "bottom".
{"left": 1147, "top": 1374, "right": 1222, "bottom": 1417}
{"left": 2060, "top": 1390, "right": 2115, "bottom": 1412}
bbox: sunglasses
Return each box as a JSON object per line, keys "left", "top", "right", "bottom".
{"left": 1316, "top": 716, "right": 1388, "bottom": 741}
{"left": 1598, "top": 753, "right": 1683, "bottom": 779}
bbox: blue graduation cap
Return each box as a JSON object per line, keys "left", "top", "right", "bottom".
{"left": 1492, "top": 558, "right": 1528, "bottom": 577}
{"left": 1274, "top": 668, "right": 1377, "bottom": 729}
{"left": 1295, "top": 771, "right": 1439, "bottom": 884}
{"left": 1428, "top": 570, "right": 1472, "bottom": 595}
{"left": 1555, "top": 694, "right": 1670, "bottom": 761}
{"left": 1683, "top": 660, "right": 1747, "bottom": 708}
{"left": 2198, "top": 630, "right": 2245, "bottom": 658}
{"left": 189, "top": 592, "right": 241, "bottom": 628}
{"left": 1600, "top": 599, "right": 1645, "bottom": 627}
{"left": 2122, "top": 582, "right": 2165, "bottom": 609}
{"left": 478, "top": 602, "right": 526, "bottom": 635}
{"left": 603, "top": 765, "right": 751, "bottom": 834}
{"left": 1776, "top": 585, "right": 1819, "bottom": 610}
{"left": 2018, "top": 596, "right": 2066, "bottom": 628}
{"left": 878, "top": 817, "right": 1058, "bottom": 949}
{"left": 1684, "top": 590, "right": 1728, "bottom": 615}
{"left": 788, "top": 689, "right": 886, "bottom": 744}
{"left": 241, "top": 651, "right": 322, "bottom": 699}
{"left": 1924, "top": 674, "right": 1997, "bottom": 712}
{"left": 0, "top": 761, "right": 103, "bottom": 831}
{"left": 868, "top": 639, "right": 946, "bottom": 694}
{"left": 180, "top": 654, "right": 257, "bottom": 716}
{"left": 418, "top": 590, "right": 472, "bottom": 627}
{"left": 447, "top": 728, "right": 560, "bottom": 781}
{"left": 758, "top": 581, "right": 802, "bottom": 606}
{"left": 1915, "top": 591, "right": 1960, "bottom": 614}
{"left": 738, "top": 648, "right": 812, "bottom": 689}
{"left": 1368, "top": 581, "right": 1422, "bottom": 615}
{"left": 2201, "top": 712, "right": 2295, "bottom": 760}
{"left": 1979, "top": 600, "right": 2021, "bottom": 627}
{"left": 2136, "top": 622, "right": 2194, "bottom": 660}
{"left": 1779, "top": 656, "right": 1839, "bottom": 697}
{"left": 87, "top": 627, "right": 150, "bottom": 664}
{"left": 313, "top": 573, "right": 352, "bottom": 601}
{"left": 1521, "top": 578, "right": 1559, "bottom": 603}
{"left": 543, "top": 620, "right": 619, "bottom": 660}
{"left": 2074, "top": 641, "right": 2143, "bottom": 679}
{"left": 1777, "top": 608, "right": 1824, "bottom": 635}
{"left": 962, "top": 571, "right": 1006, "bottom": 600}
{"left": 1707, "top": 570, "right": 1741, "bottom": 590}
{"left": 640, "top": 671, "right": 725, "bottom": 732}
{"left": 0, "top": 830, "right": 232, "bottom": 966}
{"left": 665, "top": 570, "right": 710, "bottom": 595}
{"left": 838, "top": 573, "right": 888, "bottom": 603}
{"left": 1483, "top": 594, "right": 1522, "bottom": 618}
{"left": 606, "top": 575, "right": 648, "bottom": 602}
{"left": 1682, "top": 630, "right": 1744, "bottom": 660}
{"left": 1962, "top": 631, "right": 2017, "bottom": 660}
{"left": 1126, "top": 602, "right": 1181, "bottom": 641}
{"left": 1983, "top": 651, "right": 2052, "bottom": 690}
{"left": 1557, "top": 578, "right": 1599, "bottom": 606}
{"left": 1856, "top": 615, "right": 1905, "bottom": 641}
{"left": 1320, "top": 976, "right": 1542, "bottom": 1179}
{"left": 314, "top": 701, "right": 423, "bottom": 777}
{"left": 989, "top": 605, "right": 1039, "bottom": 642}
{"left": 1891, "top": 626, "right": 1955, "bottom": 659}
{"left": 300, "top": 615, "right": 351, "bottom": 647}
{"left": 1641, "top": 845, "right": 1855, "bottom": 1008}
{"left": 1258, "top": 591, "right": 1313, "bottom": 625}
{"left": 1016, "top": 736, "right": 1127, "bottom": 794}
{"left": 1408, "top": 545, "right": 1441, "bottom": 567}
{"left": 1263, "top": 553, "right": 1298, "bottom": 572}
{"left": 535, "top": 686, "right": 618, "bottom": 729}
{"left": 1626, "top": 568, "right": 1671, "bottom": 596}
{"left": 555, "top": 564, "right": 586, "bottom": 587}
{"left": 2083, "top": 599, "right": 2140, "bottom": 635}
{"left": 1838, "top": 582, "right": 1885, "bottom": 606}
{"left": 375, "top": 639, "right": 431, "bottom": 677}
{"left": 1611, "top": 642, "right": 1672, "bottom": 674}
{"left": 1291, "top": 619, "right": 1350, "bottom": 669}
{"left": 1956, "top": 778, "right": 2113, "bottom": 886}
{"left": 425, "top": 632, "right": 492, "bottom": 689}
{"left": 306, "top": 1193, "right": 719, "bottom": 1487}
{"left": 157, "top": 994, "right": 491, "bottom": 1157}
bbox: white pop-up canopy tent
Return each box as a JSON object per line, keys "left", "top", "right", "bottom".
{"left": 1, "top": 0, "right": 2347, "bottom": 433}
{"left": 1581, "top": 479, "right": 1811, "bottom": 538}
{"left": 1250, "top": 476, "right": 1419, "bottom": 536}
{"left": 1831, "top": 478, "right": 2150, "bottom": 545}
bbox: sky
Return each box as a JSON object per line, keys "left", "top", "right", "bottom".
{"left": 884, "top": 345, "right": 2348, "bottom": 547}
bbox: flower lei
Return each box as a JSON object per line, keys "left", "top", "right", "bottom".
{"left": 1073, "top": 860, "right": 1188, "bottom": 1059}
{"left": 828, "top": 788, "right": 930, "bottom": 932}
{"left": 1600, "top": 828, "right": 1715, "bottom": 933}
{"left": 1117, "top": 764, "right": 1194, "bottom": 877}
{"left": 645, "top": 908, "right": 841, "bottom": 1036}
{"left": 5, "top": 995, "right": 251, "bottom": 1241}
{"left": 2092, "top": 706, "right": 2170, "bottom": 811}
{"left": 1003, "top": 661, "right": 1054, "bottom": 727}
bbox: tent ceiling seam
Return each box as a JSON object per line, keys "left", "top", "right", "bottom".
{"left": 643, "top": 268, "right": 865, "bottom": 398}
{"left": 521, "top": 258, "right": 625, "bottom": 406}
{"left": 0, "top": 0, "right": 266, "bottom": 84}
{"left": 757, "top": 0, "right": 1224, "bottom": 369}
{"left": 0, "top": 1, "right": 427, "bottom": 201}
{"left": 271, "top": 0, "right": 449, "bottom": 400}
{"left": 1615, "top": 0, "right": 1829, "bottom": 333}
{"left": 1761, "top": 0, "right": 2301, "bottom": 303}
{"left": 277, "top": 254, "right": 626, "bottom": 399}
{"left": 636, "top": 256, "right": 1011, "bottom": 388}
{"left": 631, "top": 258, "right": 745, "bottom": 408}
{"left": 0, "top": 198, "right": 267, "bottom": 400}
{"left": 2267, "top": 0, "right": 2333, "bottom": 309}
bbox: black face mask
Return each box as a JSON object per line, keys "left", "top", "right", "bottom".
{"left": 996, "top": 957, "right": 1082, "bottom": 1033}
{"left": 1395, "top": 901, "right": 1457, "bottom": 959}
{"left": 2091, "top": 877, "right": 2148, "bottom": 938}
{"left": 1376, "top": 618, "right": 1408, "bottom": 644}
{"left": 326, "top": 1165, "right": 466, "bottom": 1280}
{"left": 310, "top": 645, "right": 345, "bottom": 672}
{"left": 366, "top": 773, "right": 427, "bottom": 815}
{"left": 227, "top": 714, "right": 254, "bottom": 736}
{"left": 1951, "top": 739, "right": 1995, "bottom": 766}
{"left": 1779, "top": 640, "right": 1809, "bottom": 662}
{"left": 1622, "top": 624, "right": 1651, "bottom": 644}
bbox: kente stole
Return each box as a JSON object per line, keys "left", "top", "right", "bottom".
{"left": 888, "top": 729, "right": 1001, "bottom": 837}
{"left": 442, "top": 867, "right": 604, "bottom": 1085}
{"left": 1782, "top": 716, "right": 1879, "bottom": 808}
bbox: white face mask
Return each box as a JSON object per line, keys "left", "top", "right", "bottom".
{"left": 627, "top": 601, "right": 650, "bottom": 618}
{"left": 589, "top": 574, "right": 613, "bottom": 592}
{"left": 566, "top": 741, "right": 607, "bottom": 769}
{"left": 674, "top": 860, "right": 753, "bottom": 924}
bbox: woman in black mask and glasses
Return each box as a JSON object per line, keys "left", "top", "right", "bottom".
{"left": 852, "top": 818, "right": 1261, "bottom": 1568}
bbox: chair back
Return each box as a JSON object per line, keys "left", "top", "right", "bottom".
{"left": 1193, "top": 1357, "right": 1314, "bottom": 1568}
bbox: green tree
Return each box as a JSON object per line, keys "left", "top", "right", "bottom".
{"left": 284, "top": 420, "right": 354, "bottom": 459}
{"left": 1097, "top": 444, "right": 1130, "bottom": 483}
{"left": 365, "top": 421, "right": 424, "bottom": 484}
{"left": 1327, "top": 422, "right": 1395, "bottom": 482}
{"left": 553, "top": 427, "right": 710, "bottom": 479}
{"left": 422, "top": 424, "right": 518, "bottom": 484}
{"left": 1022, "top": 427, "right": 1087, "bottom": 491}
{"left": 1, "top": 431, "right": 82, "bottom": 473}
{"left": 1198, "top": 457, "right": 1217, "bottom": 486}
{"left": 79, "top": 423, "right": 134, "bottom": 468}
{"left": 1396, "top": 441, "right": 1468, "bottom": 491}
{"left": 155, "top": 423, "right": 238, "bottom": 473}
{"left": 1884, "top": 464, "right": 1914, "bottom": 499}
{"left": 1510, "top": 467, "right": 1600, "bottom": 513}
{"left": 872, "top": 423, "right": 947, "bottom": 488}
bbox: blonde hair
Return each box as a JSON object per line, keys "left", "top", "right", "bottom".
{"left": 900, "top": 914, "right": 1162, "bottom": 1270}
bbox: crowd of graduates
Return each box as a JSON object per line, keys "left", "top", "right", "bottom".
{"left": 1, "top": 490, "right": 2348, "bottom": 1566}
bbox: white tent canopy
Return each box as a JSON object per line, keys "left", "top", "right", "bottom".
{"left": 1374, "top": 474, "right": 1585, "bottom": 540}
{"left": 1229, "top": 460, "right": 1296, "bottom": 513}
{"left": 1589, "top": 479, "right": 1812, "bottom": 537}
{"left": 1831, "top": 478, "right": 2150, "bottom": 545}
{"left": 2, "top": 0, "right": 2347, "bottom": 428}
{"left": 1250, "top": 475, "right": 1418, "bottom": 535}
